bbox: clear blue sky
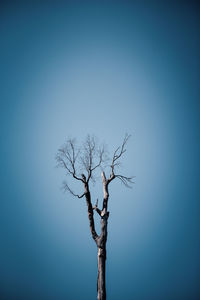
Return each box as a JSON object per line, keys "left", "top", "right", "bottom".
{"left": 0, "top": 1, "right": 199, "bottom": 299}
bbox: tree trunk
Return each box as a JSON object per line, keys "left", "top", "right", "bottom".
{"left": 95, "top": 172, "right": 110, "bottom": 300}
{"left": 97, "top": 247, "right": 106, "bottom": 300}
{"left": 96, "top": 208, "right": 109, "bottom": 300}
{"left": 84, "top": 172, "right": 110, "bottom": 300}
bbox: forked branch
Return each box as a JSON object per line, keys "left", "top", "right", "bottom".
{"left": 81, "top": 135, "right": 107, "bottom": 183}
{"left": 107, "top": 133, "right": 134, "bottom": 187}
{"left": 115, "top": 175, "right": 134, "bottom": 188}
{"left": 93, "top": 199, "right": 102, "bottom": 216}
{"left": 62, "top": 181, "right": 85, "bottom": 198}
{"left": 56, "top": 138, "right": 84, "bottom": 182}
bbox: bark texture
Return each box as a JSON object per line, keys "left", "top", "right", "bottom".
{"left": 96, "top": 214, "right": 109, "bottom": 300}
{"left": 84, "top": 180, "right": 98, "bottom": 242}
{"left": 97, "top": 246, "right": 106, "bottom": 300}
{"left": 95, "top": 172, "right": 110, "bottom": 300}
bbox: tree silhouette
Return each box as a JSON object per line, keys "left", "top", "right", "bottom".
{"left": 56, "top": 134, "right": 133, "bottom": 300}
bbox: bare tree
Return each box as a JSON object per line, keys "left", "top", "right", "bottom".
{"left": 56, "top": 134, "right": 134, "bottom": 300}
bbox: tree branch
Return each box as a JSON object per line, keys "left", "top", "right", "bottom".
{"left": 115, "top": 175, "right": 135, "bottom": 188}
{"left": 56, "top": 139, "right": 84, "bottom": 182}
{"left": 93, "top": 199, "right": 102, "bottom": 216}
{"left": 62, "top": 181, "right": 85, "bottom": 198}
{"left": 107, "top": 134, "right": 132, "bottom": 186}
{"left": 79, "top": 135, "right": 107, "bottom": 183}
{"left": 87, "top": 145, "right": 105, "bottom": 182}
{"left": 84, "top": 183, "right": 99, "bottom": 242}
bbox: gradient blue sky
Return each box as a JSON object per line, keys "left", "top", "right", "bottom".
{"left": 0, "top": 1, "right": 200, "bottom": 299}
